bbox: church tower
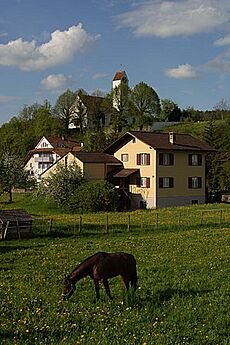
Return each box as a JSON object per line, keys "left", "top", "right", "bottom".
{"left": 112, "top": 71, "right": 129, "bottom": 110}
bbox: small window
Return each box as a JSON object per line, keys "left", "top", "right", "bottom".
{"left": 159, "top": 177, "right": 174, "bottom": 188}
{"left": 159, "top": 153, "right": 174, "bottom": 166}
{"left": 136, "top": 177, "right": 150, "bottom": 188}
{"left": 192, "top": 200, "right": 199, "bottom": 205}
{"left": 121, "top": 154, "right": 129, "bottom": 162}
{"left": 137, "top": 153, "right": 150, "bottom": 165}
{"left": 188, "top": 154, "right": 202, "bottom": 166}
{"left": 188, "top": 177, "right": 202, "bottom": 189}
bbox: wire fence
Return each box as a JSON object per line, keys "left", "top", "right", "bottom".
{"left": 29, "top": 208, "right": 230, "bottom": 237}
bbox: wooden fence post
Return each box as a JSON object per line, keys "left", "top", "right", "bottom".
{"left": 105, "top": 214, "right": 109, "bottom": 234}
{"left": 155, "top": 212, "right": 159, "bottom": 229}
{"left": 219, "top": 210, "right": 223, "bottom": 224}
{"left": 49, "top": 218, "right": 53, "bottom": 233}
{"left": 127, "top": 214, "right": 131, "bottom": 232}
{"left": 79, "top": 216, "right": 82, "bottom": 233}
{"left": 200, "top": 211, "right": 203, "bottom": 225}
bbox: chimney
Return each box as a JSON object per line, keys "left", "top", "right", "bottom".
{"left": 169, "top": 132, "right": 176, "bottom": 144}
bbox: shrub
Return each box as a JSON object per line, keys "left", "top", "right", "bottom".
{"left": 38, "top": 163, "right": 84, "bottom": 207}
{"left": 68, "top": 181, "right": 119, "bottom": 212}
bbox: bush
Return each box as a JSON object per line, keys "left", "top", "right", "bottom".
{"left": 38, "top": 163, "right": 84, "bottom": 207}
{"left": 68, "top": 181, "right": 119, "bottom": 212}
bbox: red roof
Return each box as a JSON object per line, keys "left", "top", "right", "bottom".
{"left": 113, "top": 71, "right": 127, "bottom": 81}
{"left": 104, "top": 131, "right": 215, "bottom": 154}
{"left": 71, "top": 152, "right": 122, "bottom": 164}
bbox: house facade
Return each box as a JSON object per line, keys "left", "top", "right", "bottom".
{"left": 24, "top": 136, "right": 81, "bottom": 183}
{"left": 41, "top": 151, "right": 122, "bottom": 181}
{"left": 104, "top": 131, "right": 214, "bottom": 209}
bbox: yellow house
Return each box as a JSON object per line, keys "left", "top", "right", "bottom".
{"left": 41, "top": 151, "right": 122, "bottom": 181}
{"left": 104, "top": 131, "right": 214, "bottom": 209}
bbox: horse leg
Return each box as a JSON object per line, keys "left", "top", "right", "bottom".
{"left": 94, "top": 279, "right": 100, "bottom": 300}
{"left": 122, "top": 276, "right": 130, "bottom": 291}
{"left": 102, "top": 279, "right": 112, "bottom": 299}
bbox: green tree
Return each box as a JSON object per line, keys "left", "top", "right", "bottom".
{"left": 0, "top": 154, "right": 32, "bottom": 202}
{"left": 102, "top": 83, "right": 130, "bottom": 133}
{"left": 54, "top": 89, "right": 77, "bottom": 136}
{"left": 68, "top": 181, "right": 119, "bottom": 212}
{"left": 39, "top": 162, "right": 84, "bottom": 207}
{"left": 160, "top": 99, "right": 178, "bottom": 122}
{"left": 130, "top": 82, "right": 161, "bottom": 130}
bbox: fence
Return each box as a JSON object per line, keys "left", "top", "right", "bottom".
{"left": 30, "top": 208, "right": 230, "bottom": 237}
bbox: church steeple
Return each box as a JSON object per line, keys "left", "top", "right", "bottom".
{"left": 112, "top": 71, "right": 129, "bottom": 110}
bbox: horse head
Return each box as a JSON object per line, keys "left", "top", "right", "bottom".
{"left": 63, "top": 276, "right": 76, "bottom": 300}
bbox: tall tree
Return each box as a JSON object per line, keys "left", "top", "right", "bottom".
{"left": 0, "top": 154, "right": 32, "bottom": 202}
{"left": 54, "top": 89, "right": 77, "bottom": 136}
{"left": 130, "top": 82, "right": 161, "bottom": 130}
{"left": 160, "top": 99, "right": 178, "bottom": 122}
{"left": 103, "top": 83, "right": 130, "bottom": 133}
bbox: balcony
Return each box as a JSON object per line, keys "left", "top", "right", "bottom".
{"left": 34, "top": 156, "right": 54, "bottom": 163}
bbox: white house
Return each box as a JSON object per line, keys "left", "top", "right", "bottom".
{"left": 24, "top": 136, "right": 81, "bottom": 182}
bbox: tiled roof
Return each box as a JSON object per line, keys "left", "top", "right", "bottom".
{"left": 112, "top": 169, "right": 139, "bottom": 178}
{"left": 47, "top": 136, "right": 80, "bottom": 149}
{"left": 104, "top": 131, "right": 215, "bottom": 153}
{"left": 71, "top": 152, "right": 122, "bottom": 164}
{"left": 0, "top": 209, "right": 33, "bottom": 222}
{"left": 113, "top": 71, "right": 127, "bottom": 81}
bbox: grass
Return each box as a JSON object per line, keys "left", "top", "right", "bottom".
{"left": 1, "top": 224, "right": 230, "bottom": 344}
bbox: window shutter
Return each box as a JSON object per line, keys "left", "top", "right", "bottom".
{"left": 188, "top": 154, "right": 192, "bottom": 165}
{"left": 146, "top": 177, "right": 150, "bottom": 188}
{"left": 198, "top": 155, "right": 202, "bottom": 166}
{"left": 169, "top": 154, "right": 174, "bottom": 165}
{"left": 169, "top": 177, "right": 174, "bottom": 188}
{"left": 159, "top": 177, "right": 163, "bottom": 188}
{"left": 188, "top": 177, "right": 192, "bottom": 188}
{"left": 146, "top": 154, "right": 150, "bottom": 165}
{"left": 159, "top": 153, "right": 163, "bottom": 165}
{"left": 198, "top": 177, "right": 202, "bottom": 188}
{"left": 137, "top": 154, "right": 140, "bottom": 165}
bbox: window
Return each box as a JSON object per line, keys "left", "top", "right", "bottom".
{"left": 136, "top": 177, "right": 150, "bottom": 188}
{"left": 121, "top": 153, "right": 129, "bottom": 162}
{"left": 188, "top": 154, "right": 202, "bottom": 166}
{"left": 192, "top": 200, "right": 199, "bottom": 205}
{"left": 137, "top": 153, "right": 150, "bottom": 165}
{"left": 159, "top": 177, "right": 174, "bottom": 188}
{"left": 159, "top": 153, "right": 174, "bottom": 165}
{"left": 188, "top": 177, "right": 202, "bottom": 189}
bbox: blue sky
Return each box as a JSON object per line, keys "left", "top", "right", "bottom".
{"left": 1, "top": 0, "right": 230, "bottom": 125}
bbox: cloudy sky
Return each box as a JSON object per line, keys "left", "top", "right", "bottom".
{"left": 1, "top": 0, "right": 230, "bottom": 124}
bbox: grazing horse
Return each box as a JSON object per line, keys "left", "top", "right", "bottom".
{"left": 62, "top": 252, "right": 137, "bottom": 300}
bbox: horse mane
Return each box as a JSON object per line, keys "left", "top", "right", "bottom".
{"left": 68, "top": 252, "right": 108, "bottom": 279}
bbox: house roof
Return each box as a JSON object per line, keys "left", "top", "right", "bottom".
{"left": 47, "top": 136, "right": 80, "bottom": 149}
{"left": 0, "top": 209, "right": 33, "bottom": 222}
{"left": 112, "top": 168, "right": 139, "bottom": 178}
{"left": 71, "top": 152, "right": 122, "bottom": 164}
{"left": 112, "top": 71, "right": 127, "bottom": 81}
{"left": 104, "top": 131, "right": 215, "bottom": 154}
{"left": 24, "top": 137, "right": 81, "bottom": 163}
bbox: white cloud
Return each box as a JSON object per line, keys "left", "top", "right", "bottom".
{"left": 116, "top": 0, "right": 230, "bottom": 37}
{"left": 40, "top": 74, "right": 75, "bottom": 91}
{"left": 0, "top": 23, "right": 100, "bottom": 71}
{"left": 214, "top": 34, "right": 230, "bottom": 46}
{"left": 165, "top": 64, "right": 199, "bottom": 79}
{"left": 92, "top": 72, "right": 108, "bottom": 79}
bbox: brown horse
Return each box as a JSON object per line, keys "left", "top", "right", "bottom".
{"left": 62, "top": 252, "right": 137, "bottom": 300}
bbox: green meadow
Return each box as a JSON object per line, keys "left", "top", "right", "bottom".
{"left": 1, "top": 217, "right": 230, "bottom": 344}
